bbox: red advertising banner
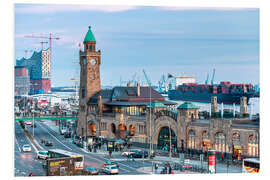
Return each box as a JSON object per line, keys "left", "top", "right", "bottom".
{"left": 209, "top": 155, "right": 215, "bottom": 166}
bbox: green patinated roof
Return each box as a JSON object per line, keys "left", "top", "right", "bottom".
{"left": 177, "top": 101, "right": 198, "bottom": 109}
{"left": 83, "top": 26, "right": 96, "bottom": 42}
{"left": 147, "top": 100, "right": 166, "bottom": 108}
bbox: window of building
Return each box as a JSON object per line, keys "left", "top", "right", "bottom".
{"left": 82, "top": 88, "right": 85, "bottom": 99}
{"left": 215, "top": 132, "right": 225, "bottom": 152}
{"left": 101, "top": 122, "right": 107, "bottom": 131}
{"left": 248, "top": 134, "right": 258, "bottom": 157}
{"left": 188, "top": 130, "right": 196, "bottom": 149}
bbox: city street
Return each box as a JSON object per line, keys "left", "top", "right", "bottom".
{"left": 14, "top": 120, "right": 154, "bottom": 176}
{"left": 14, "top": 119, "right": 242, "bottom": 177}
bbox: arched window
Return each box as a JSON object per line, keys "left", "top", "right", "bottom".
{"left": 248, "top": 134, "right": 258, "bottom": 157}
{"left": 215, "top": 132, "right": 225, "bottom": 152}
{"left": 202, "top": 131, "right": 210, "bottom": 151}
{"left": 188, "top": 130, "right": 196, "bottom": 149}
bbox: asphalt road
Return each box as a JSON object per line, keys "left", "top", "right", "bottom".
{"left": 14, "top": 120, "right": 152, "bottom": 176}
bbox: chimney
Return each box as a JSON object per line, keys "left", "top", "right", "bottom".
{"left": 240, "top": 96, "right": 248, "bottom": 117}
{"left": 137, "top": 82, "right": 140, "bottom": 96}
{"left": 211, "top": 96, "right": 219, "bottom": 113}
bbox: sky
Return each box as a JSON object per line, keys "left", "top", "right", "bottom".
{"left": 14, "top": 4, "right": 260, "bottom": 87}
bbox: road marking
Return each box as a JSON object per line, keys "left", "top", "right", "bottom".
{"left": 81, "top": 149, "right": 131, "bottom": 172}
{"left": 15, "top": 137, "right": 21, "bottom": 152}
{"left": 24, "top": 132, "right": 38, "bottom": 153}
{"left": 37, "top": 122, "right": 72, "bottom": 151}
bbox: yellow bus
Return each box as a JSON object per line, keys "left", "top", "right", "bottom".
{"left": 242, "top": 158, "right": 259, "bottom": 173}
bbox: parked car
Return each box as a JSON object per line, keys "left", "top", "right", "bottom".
{"left": 85, "top": 167, "right": 99, "bottom": 175}
{"left": 25, "top": 121, "right": 32, "bottom": 126}
{"left": 103, "top": 165, "right": 119, "bottom": 175}
{"left": 121, "top": 151, "right": 135, "bottom": 157}
{"left": 45, "top": 141, "right": 53, "bottom": 146}
{"left": 37, "top": 151, "right": 48, "bottom": 160}
{"left": 130, "top": 149, "right": 148, "bottom": 158}
{"left": 60, "top": 128, "right": 67, "bottom": 135}
{"left": 22, "top": 144, "right": 32, "bottom": 152}
{"left": 104, "top": 161, "right": 119, "bottom": 168}
{"left": 64, "top": 131, "right": 71, "bottom": 138}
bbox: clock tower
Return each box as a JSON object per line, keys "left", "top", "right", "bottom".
{"left": 77, "top": 26, "right": 101, "bottom": 137}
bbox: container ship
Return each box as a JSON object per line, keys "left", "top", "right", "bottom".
{"left": 168, "top": 81, "right": 256, "bottom": 104}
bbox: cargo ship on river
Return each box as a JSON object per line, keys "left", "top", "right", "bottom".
{"left": 168, "top": 81, "right": 256, "bottom": 104}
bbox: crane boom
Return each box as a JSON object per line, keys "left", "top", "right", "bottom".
{"left": 142, "top": 69, "right": 151, "bottom": 86}
{"left": 205, "top": 73, "right": 209, "bottom": 84}
{"left": 211, "top": 69, "right": 215, "bottom": 85}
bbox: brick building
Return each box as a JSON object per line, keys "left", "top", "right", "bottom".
{"left": 77, "top": 26, "right": 259, "bottom": 159}
{"left": 16, "top": 48, "right": 51, "bottom": 94}
{"left": 14, "top": 66, "right": 30, "bottom": 95}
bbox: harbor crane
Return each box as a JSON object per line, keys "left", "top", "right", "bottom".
{"left": 205, "top": 73, "right": 209, "bottom": 84}
{"left": 211, "top": 68, "right": 216, "bottom": 85}
{"left": 142, "top": 69, "right": 151, "bottom": 86}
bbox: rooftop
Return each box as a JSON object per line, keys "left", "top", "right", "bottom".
{"left": 177, "top": 101, "right": 198, "bottom": 109}
{"left": 84, "top": 26, "right": 96, "bottom": 42}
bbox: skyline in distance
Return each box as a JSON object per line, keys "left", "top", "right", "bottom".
{"left": 14, "top": 4, "right": 259, "bottom": 87}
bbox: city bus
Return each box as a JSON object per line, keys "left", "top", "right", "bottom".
{"left": 242, "top": 158, "right": 259, "bottom": 173}
{"left": 47, "top": 149, "right": 84, "bottom": 170}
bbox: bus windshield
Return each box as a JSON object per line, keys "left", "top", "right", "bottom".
{"left": 47, "top": 149, "right": 84, "bottom": 170}
{"left": 242, "top": 158, "right": 259, "bottom": 173}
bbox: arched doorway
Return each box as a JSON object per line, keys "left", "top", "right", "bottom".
{"left": 118, "top": 124, "right": 127, "bottom": 140}
{"left": 157, "top": 126, "right": 177, "bottom": 152}
{"left": 88, "top": 123, "right": 96, "bottom": 136}
{"left": 129, "top": 125, "right": 135, "bottom": 136}
{"left": 232, "top": 133, "right": 242, "bottom": 160}
{"left": 111, "top": 123, "right": 116, "bottom": 135}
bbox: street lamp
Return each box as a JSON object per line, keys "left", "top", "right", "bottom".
{"left": 167, "top": 120, "right": 172, "bottom": 160}
{"left": 32, "top": 109, "right": 35, "bottom": 137}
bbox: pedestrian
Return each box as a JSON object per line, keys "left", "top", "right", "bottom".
{"left": 109, "top": 150, "right": 112, "bottom": 157}
{"left": 155, "top": 163, "right": 159, "bottom": 174}
{"left": 221, "top": 152, "right": 224, "bottom": 161}
{"left": 168, "top": 164, "right": 172, "bottom": 174}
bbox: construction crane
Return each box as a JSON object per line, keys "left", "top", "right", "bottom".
{"left": 205, "top": 73, "right": 209, "bottom": 84}
{"left": 25, "top": 33, "right": 60, "bottom": 79}
{"left": 40, "top": 41, "right": 48, "bottom": 50}
{"left": 211, "top": 68, "right": 216, "bottom": 85}
{"left": 158, "top": 74, "right": 167, "bottom": 93}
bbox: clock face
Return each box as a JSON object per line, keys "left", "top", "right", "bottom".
{"left": 90, "top": 59, "right": 96, "bottom": 65}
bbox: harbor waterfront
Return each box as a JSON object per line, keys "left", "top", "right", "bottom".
{"left": 167, "top": 97, "right": 260, "bottom": 115}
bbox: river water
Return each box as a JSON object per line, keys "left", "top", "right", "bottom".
{"left": 166, "top": 97, "right": 260, "bottom": 115}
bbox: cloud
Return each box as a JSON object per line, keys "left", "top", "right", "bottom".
{"left": 158, "top": 6, "right": 258, "bottom": 11}
{"left": 15, "top": 4, "right": 138, "bottom": 14}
